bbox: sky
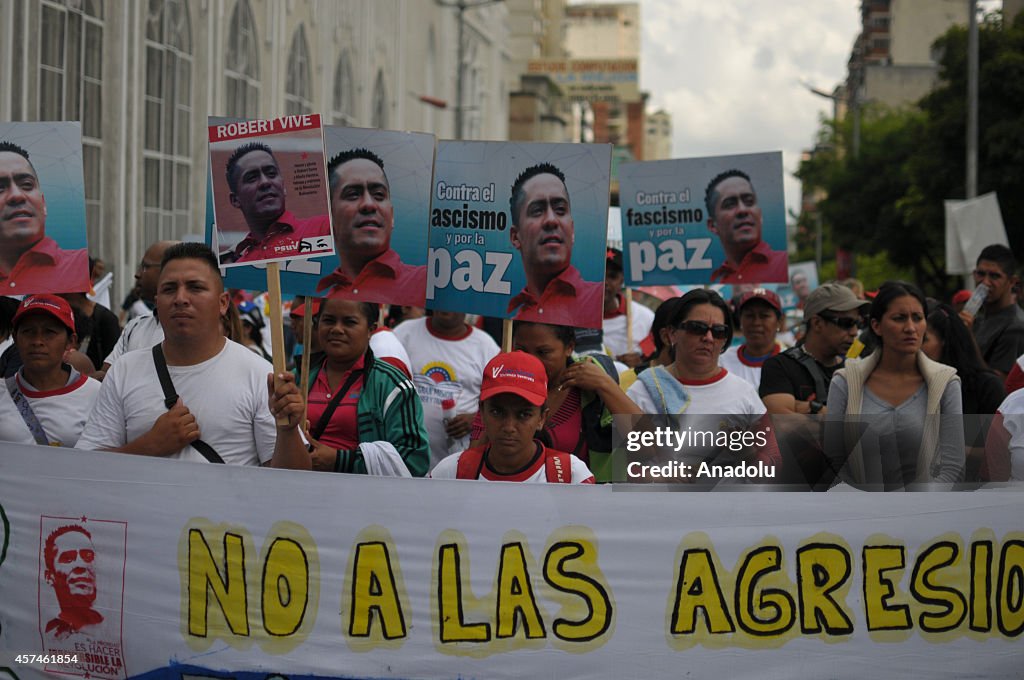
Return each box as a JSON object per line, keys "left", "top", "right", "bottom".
{"left": 627, "top": 0, "right": 1000, "bottom": 221}
{"left": 636, "top": 0, "right": 861, "bottom": 221}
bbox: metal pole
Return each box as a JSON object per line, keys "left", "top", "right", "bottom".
{"left": 455, "top": 2, "right": 466, "bottom": 140}
{"left": 966, "top": 0, "right": 979, "bottom": 198}
{"left": 815, "top": 213, "right": 823, "bottom": 275}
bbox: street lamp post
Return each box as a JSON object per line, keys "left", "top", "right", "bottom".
{"left": 439, "top": 0, "right": 503, "bottom": 140}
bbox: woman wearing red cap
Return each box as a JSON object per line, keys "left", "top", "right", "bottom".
{"left": 431, "top": 351, "right": 595, "bottom": 483}
{"left": 4, "top": 294, "right": 100, "bottom": 447}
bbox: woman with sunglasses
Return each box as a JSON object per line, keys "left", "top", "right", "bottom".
{"left": 826, "top": 282, "right": 965, "bottom": 489}
{"left": 625, "top": 289, "right": 778, "bottom": 479}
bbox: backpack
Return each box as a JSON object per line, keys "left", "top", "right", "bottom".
{"left": 455, "top": 444, "right": 572, "bottom": 483}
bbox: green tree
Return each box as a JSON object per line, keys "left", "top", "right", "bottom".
{"left": 797, "top": 11, "right": 1024, "bottom": 296}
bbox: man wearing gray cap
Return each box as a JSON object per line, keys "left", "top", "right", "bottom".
{"left": 760, "top": 283, "right": 870, "bottom": 416}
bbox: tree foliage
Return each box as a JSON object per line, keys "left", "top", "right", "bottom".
{"left": 797, "top": 11, "right": 1024, "bottom": 296}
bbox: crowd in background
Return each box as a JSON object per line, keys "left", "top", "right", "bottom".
{"left": 2, "top": 240, "right": 1023, "bottom": 489}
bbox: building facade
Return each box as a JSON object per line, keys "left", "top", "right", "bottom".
{"left": 847, "top": 0, "right": 968, "bottom": 109}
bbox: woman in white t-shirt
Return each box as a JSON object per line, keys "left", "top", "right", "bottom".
{"left": 625, "top": 289, "right": 779, "bottom": 479}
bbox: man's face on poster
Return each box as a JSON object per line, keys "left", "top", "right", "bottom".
{"left": 0, "top": 150, "right": 47, "bottom": 248}
{"left": 791, "top": 272, "right": 810, "bottom": 298}
{"left": 511, "top": 173, "right": 574, "bottom": 275}
{"left": 330, "top": 158, "right": 394, "bottom": 259}
{"left": 47, "top": 530, "right": 97, "bottom": 608}
{"left": 707, "top": 175, "right": 762, "bottom": 255}
{"left": 229, "top": 149, "right": 286, "bottom": 227}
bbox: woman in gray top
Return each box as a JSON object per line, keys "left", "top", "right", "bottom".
{"left": 826, "top": 282, "right": 964, "bottom": 490}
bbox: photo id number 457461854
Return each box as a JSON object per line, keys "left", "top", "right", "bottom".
{"left": 14, "top": 653, "right": 79, "bottom": 665}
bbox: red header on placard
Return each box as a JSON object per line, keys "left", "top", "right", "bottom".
{"left": 208, "top": 113, "right": 322, "bottom": 142}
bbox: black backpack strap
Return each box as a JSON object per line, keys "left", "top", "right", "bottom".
{"left": 310, "top": 366, "right": 364, "bottom": 441}
{"left": 151, "top": 344, "right": 224, "bottom": 464}
{"left": 6, "top": 375, "right": 50, "bottom": 446}
{"left": 784, "top": 345, "right": 829, "bottom": 403}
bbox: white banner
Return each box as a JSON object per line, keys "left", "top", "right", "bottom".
{"left": 0, "top": 443, "right": 1022, "bottom": 679}
{"left": 944, "top": 192, "right": 1008, "bottom": 275}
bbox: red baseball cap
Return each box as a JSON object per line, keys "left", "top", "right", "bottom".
{"left": 480, "top": 351, "right": 548, "bottom": 406}
{"left": 13, "top": 294, "right": 76, "bottom": 334}
{"left": 738, "top": 288, "right": 783, "bottom": 314}
{"left": 290, "top": 298, "right": 323, "bottom": 319}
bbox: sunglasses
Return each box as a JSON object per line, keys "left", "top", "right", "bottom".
{"left": 678, "top": 320, "right": 730, "bottom": 339}
{"left": 818, "top": 313, "right": 864, "bottom": 330}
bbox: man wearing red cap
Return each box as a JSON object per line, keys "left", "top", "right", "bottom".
{"left": 720, "top": 288, "right": 785, "bottom": 389}
{"left": 429, "top": 351, "right": 594, "bottom": 483}
{"left": 7, "top": 294, "right": 100, "bottom": 447}
{"left": 0, "top": 141, "right": 89, "bottom": 295}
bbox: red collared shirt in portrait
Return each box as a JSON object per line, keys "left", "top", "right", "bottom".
{"left": 231, "top": 210, "right": 330, "bottom": 263}
{"left": 710, "top": 240, "right": 788, "bottom": 284}
{"left": 0, "top": 236, "right": 89, "bottom": 294}
{"left": 317, "top": 248, "right": 427, "bottom": 307}
{"left": 507, "top": 264, "right": 603, "bottom": 329}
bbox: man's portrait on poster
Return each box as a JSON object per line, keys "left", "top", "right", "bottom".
{"left": 0, "top": 141, "right": 89, "bottom": 294}
{"left": 43, "top": 524, "right": 103, "bottom": 641}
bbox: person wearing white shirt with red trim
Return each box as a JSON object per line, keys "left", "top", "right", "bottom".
{"left": 7, "top": 294, "right": 99, "bottom": 447}
{"left": 720, "top": 288, "right": 785, "bottom": 390}
{"left": 430, "top": 351, "right": 594, "bottom": 483}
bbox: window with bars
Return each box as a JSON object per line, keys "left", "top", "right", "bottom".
{"left": 332, "top": 52, "right": 355, "bottom": 126}
{"left": 371, "top": 70, "right": 388, "bottom": 130}
{"left": 225, "top": 0, "right": 260, "bottom": 119}
{"left": 38, "top": 0, "right": 103, "bottom": 249}
{"left": 285, "top": 26, "right": 312, "bottom": 116}
{"left": 143, "top": 0, "right": 193, "bottom": 245}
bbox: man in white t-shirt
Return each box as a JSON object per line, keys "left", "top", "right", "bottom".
{"left": 78, "top": 243, "right": 309, "bottom": 468}
{"left": 97, "top": 240, "right": 178, "bottom": 378}
{"left": 602, "top": 248, "right": 654, "bottom": 366}
{"left": 394, "top": 310, "right": 499, "bottom": 468}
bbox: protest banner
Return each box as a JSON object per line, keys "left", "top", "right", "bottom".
{"left": 428, "top": 141, "right": 611, "bottom": 329}
{"left": 944, "top": 193, "right": 1009, "bottom": 275}
{"left": 212, "top": 126, "right": 435, "bottom": 306}
{"left": 0, "top": 122, "right": 91, "bottom": 295}
{"left": 208, "top": 115, "right": 333, "bottom": 267}
{"left": 0, "top": 444, "right": 1022, "bottom": 679}
{"left": 619, "top": 152, "right": 789, "bottom": 287}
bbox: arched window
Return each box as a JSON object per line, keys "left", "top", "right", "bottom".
{"left": 332, "top": 52, "right": 355, "bottom": 126}
{"left": 285, "top": 26, "right": 312, "bottom": 115}
{"left": 371, "top": 70, "right": 388, "bottom": 130}
{"left": 39, "top": 0, "right": 104, "bottom": 246}
{"left": 143, "top": 0, "right": 193, "bottom": 243}
{"left": 225, "top": 0, "right": 259, "bottom": 118}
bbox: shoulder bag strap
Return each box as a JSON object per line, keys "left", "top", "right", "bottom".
{"left": 6, "top": 375, "right": 50, "bottom": 446}
{"left": 544, "top": 449, "right": 572, "bottom": 483}
{"left": 456, "top": 447, "right": 486, "bottom": 480}
{"left": 310, "top": 365, "right": 365, "bottom": 441}
{"left": 151, "top": 344, "right": 225, "bottom": 464}
{"left": 787, "top": 346, "right": 829, "bottom": 403}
